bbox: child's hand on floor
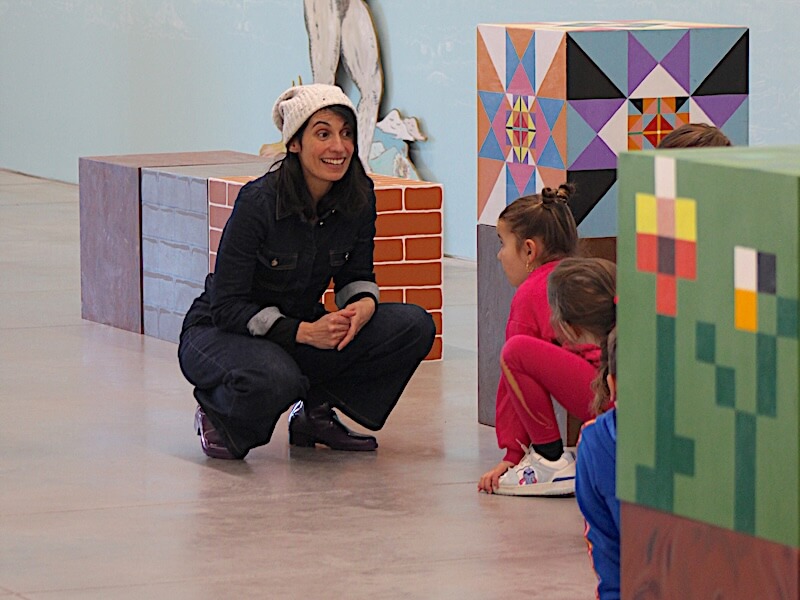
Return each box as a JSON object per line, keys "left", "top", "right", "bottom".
{"left": 478, "top": 461, "right": 515, "bottom": 494}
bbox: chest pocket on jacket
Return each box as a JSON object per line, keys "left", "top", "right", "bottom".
{"left": 329, "top": 248, "right": 352, "bottom": 268}
{"left": 256, "top": 249, "right": 299, "bottom": 292}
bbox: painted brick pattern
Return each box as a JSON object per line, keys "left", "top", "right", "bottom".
{"left": 141, "top": 169, "right": 209, "bottom": 343}
{"left": 208, "top": 174, "right": 444, "bottom": 360}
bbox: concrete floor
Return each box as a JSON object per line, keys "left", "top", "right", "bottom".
{"left": 0, "top": 169, "right": 598, "bottom": 599}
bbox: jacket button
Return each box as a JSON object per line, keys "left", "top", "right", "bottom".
{"left": 271, "top": 258, "right": 278, "bottom": 267}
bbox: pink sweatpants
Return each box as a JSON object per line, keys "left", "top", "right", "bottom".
{"left": 497, "top": 335, "right": 597, "bottom": 464}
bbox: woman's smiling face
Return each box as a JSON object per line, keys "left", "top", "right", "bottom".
{"left": 288, "top": 107, "right": 355, "bottom": 202}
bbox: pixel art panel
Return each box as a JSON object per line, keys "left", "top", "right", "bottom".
{"left": 477, "top": 21, "right": 749, "bottom": 237}
{"left": 617, "top": 147, "right": 800, "bottom": 549}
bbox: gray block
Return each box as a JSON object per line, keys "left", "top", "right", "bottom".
{"left": 477, "top": 224, "right": 514, "bottom": 426}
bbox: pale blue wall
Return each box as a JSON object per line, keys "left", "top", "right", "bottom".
{"left": 1, "top": 0, "right": 798, "bottom": 259}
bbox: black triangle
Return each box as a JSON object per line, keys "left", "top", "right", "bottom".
{"left": 694, "top": 31, "right": 749, "bottom": 96}
{"left": 566, "top": 36, "right": 626, "bottom": 100}
{"left": 675, "top": 96, "right": 689, "bottom": 111}
{"left": 630, "top": 98, "right": 644, "bottom": 113}
{"left": 566, "top": 169, "right": 617, "bottom": 225}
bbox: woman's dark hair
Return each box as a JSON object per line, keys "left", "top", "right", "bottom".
{"left": 271, "top": 104, "right": 371, "bottom": 219}
{"left": 658, "top": 123, "right": 732, "bottom": 149}
{"left": 497, "top": 183, "right": 579, "bottom": 264}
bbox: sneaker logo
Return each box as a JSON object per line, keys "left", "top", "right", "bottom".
{"left": 520, "top": 466, "right": 538, "bottom": 485}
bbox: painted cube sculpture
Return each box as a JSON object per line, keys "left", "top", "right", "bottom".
{"left": 617, "top": 147, "right": 800, "bottom": 596}
{"left": 477, "top": 20, "right": 749, "bottom": 235}
{"left": 475, "top": 20, "right": 750, "bottom": 428}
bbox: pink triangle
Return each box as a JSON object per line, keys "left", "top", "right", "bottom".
{"left": 507, "top": 162, "right": 535, "bottom": 195}
{"left": 569, "top": 136, "right": 618, "bottom": 170}
{"left": 507, "top": 63, "right": 534, "bottom": 96}
{"left": 692, "top": 95, "right": 747, "bottom": 127}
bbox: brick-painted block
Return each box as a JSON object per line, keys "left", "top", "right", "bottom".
{"left": 406, "top": 288, "right": 443, "bottom": 310}
{"left": 380, "top": 289, "right": 405, "bottom": 303}
{"left": 427, "top": 337, "right": 443, "bottom": 360}
{"left": 376, "top": 188, "right": 403, "bottom": 212}
{"left": 431, "top": 311, "right": 443, "bottom": 335}
{"left": 209, "top": 172, "right": 444, "bottom": 360}
{"left": 376, "top": 212, "right": 441, "bottom": 237}
{"left": 375, "top": 263, "right": 441, "bottom": 288}
{"left": 405, "top": 187, "right": 442, "bottom": 210}
{"left": 405, "top": 237, "right": 441, "bottom": 261}
{"left": 374, "top": 239, "right": 404, "bottom": 263}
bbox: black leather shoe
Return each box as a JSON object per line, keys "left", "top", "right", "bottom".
{"left": 195, "top": 406, "right": 247, "bottom": 460}
{"left": 288, "top": 401, "right": 378, "bottom": 451}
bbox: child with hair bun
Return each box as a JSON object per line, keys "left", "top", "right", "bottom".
{"left": 478, "top": 185, "right": 602, "bottom": 496}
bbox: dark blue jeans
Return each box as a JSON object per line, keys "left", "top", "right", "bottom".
{"left": 178, "top": 303, "right": 435, "bottom": 455}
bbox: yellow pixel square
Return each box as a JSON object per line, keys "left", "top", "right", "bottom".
{"left": 636, "top": 193, "right": 658, "bottom": 234}
{"left": 675, "top": 197, "right": 697, "bottom": 241}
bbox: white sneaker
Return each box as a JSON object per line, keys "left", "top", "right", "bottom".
{"left": 495, "top": 447, "right": 576, "bottom": 496}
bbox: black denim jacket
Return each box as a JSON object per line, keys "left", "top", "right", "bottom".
{"left": 182, "top": 169, "right": 378, "bottom": 352}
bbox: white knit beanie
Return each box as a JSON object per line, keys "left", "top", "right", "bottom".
{"left": 272, "top": 83, "right": 357, "bottom": 145}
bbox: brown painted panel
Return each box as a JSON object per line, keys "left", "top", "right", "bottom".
{"left": 426, "top": 336, "right": 443, "bottom": 360}
{"left": 405, "top": 236, "right": 442, "bottom": 260}
{"left": 621, "top": 502, "right": 799, "bottom": 599}
{"left": 376, "top": 212, "right": 442, "bottom": 237}
{"left": 374, "top": 263, "right": 442, "bottom": 287}
{"left": 406, "top": 288, "right": 443, "bottom": 310}
{"left": 374, "top": 239, "right": 404, "bottom": 263}
{"left": 375, "top": 188, "right": 403, "bottom": 212}
{"left": 405, "top": 186, "right": 443, "bottom": 210}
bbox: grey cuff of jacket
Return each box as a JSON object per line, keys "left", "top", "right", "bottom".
{"left": 247, "top": 306, "right": 285, "bottom": 336}
{"left": 336, "top": 280, "right": 380, "bottom": 308}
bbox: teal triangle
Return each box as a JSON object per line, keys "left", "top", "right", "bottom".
{"left": 631, "top": 29, "right": 688, "bottom": 62}
{"left": 538, "top": 137, "right": 565, "bottom": 169}
{"left": 479, "top": 127, "right": 505, "bottom": 161}
{"left": 720, "top": 97, "right": 749, "bottom": 146}
{"left": 567, "top": 31, "right": 628, "bottom": 100}
{"left": 566, "top": 103, "right": 597, "bottom": 167}
{"left": 577, "top": 182, "right": 618, "bottom": 237}
{"left": 538, "top": 98, "right": 564, "bottom": 129}
{"left": 479, "top": 91, "right": 505, "bottom": 122}
{"left": 690, "top": 28, "right": 748, "bottom": 94}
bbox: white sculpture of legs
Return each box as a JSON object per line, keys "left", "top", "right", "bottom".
{"left": 303, "top": 0, "right": 383, "bottom": 170}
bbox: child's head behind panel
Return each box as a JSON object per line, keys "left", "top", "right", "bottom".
{"left": 657, "top": 123, "right": 731, "bottom": 149}
{"left": 496, "top": 184, "right": 579, "bottom": 286}
{"left": 547, "top": 257, "right": 616, "bottom": 346}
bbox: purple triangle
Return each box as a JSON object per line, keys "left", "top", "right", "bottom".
{"left": 693, "top": 94, "right": 747, "bottom": 127}
{"left": 569, "top": 136, "right": 618, "bottom": 171}
{"left": 628, "top": 33, "right": 658, "bottom": 95}
{"left": 569, "top": 99, "right": 625, "bottom": 133}
{"left": 661, "top": 32, "right": 690, "bottom": 93}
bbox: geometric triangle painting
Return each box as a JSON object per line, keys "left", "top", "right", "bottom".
{"left": 477, "top": 21, "right": 749, "bottom": 238}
